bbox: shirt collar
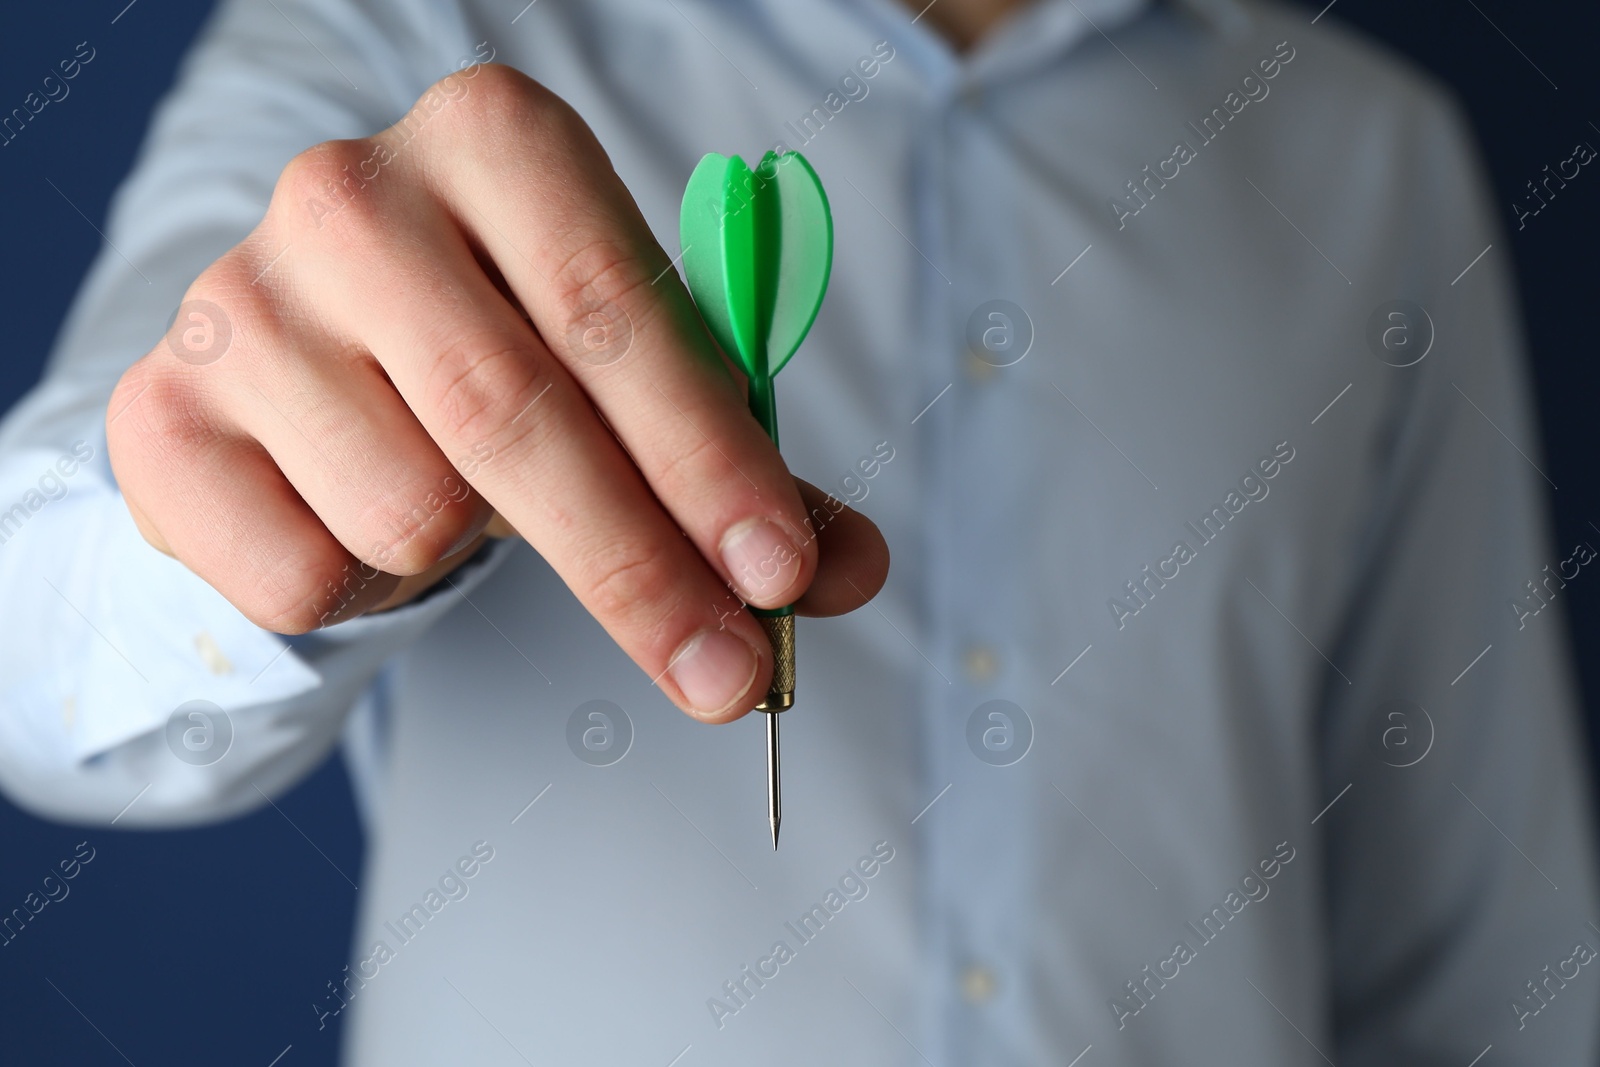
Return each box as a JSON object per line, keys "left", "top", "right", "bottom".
{"left": 835, "top": 0, "right": 1249, "bottom": 91}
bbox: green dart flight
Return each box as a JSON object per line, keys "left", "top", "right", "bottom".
{"left": 679, "top": 148, "right": 833, "bottom": 849}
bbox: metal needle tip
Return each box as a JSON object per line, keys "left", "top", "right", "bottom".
{"left": 766, "top": 711, "right": 781, "bottom": 850}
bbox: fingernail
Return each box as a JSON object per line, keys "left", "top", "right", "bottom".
{"left": 443, "top": 525, "right": 487, "bottom": 558}
{"left": 669, "top": 629, "right": 759, "bottom": 718}
{"left": 720, "top": 517, "right": 803, "bottom": 604}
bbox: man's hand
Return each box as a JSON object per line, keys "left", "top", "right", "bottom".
{"left": 106, "top": 64, "right": 889, "bottom": 723}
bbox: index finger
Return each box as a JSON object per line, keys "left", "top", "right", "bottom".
{"left": 413, "top": 66, "right": 819, "bottom": 610}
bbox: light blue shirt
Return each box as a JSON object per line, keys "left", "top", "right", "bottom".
{"left": 1, "top": 0, "right": 1596, "bottom": 1062}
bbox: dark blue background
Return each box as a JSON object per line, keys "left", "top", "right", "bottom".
{"left": 1, "top": 1, "right": 1596, "bottom": 1063}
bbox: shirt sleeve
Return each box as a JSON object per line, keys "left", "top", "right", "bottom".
{"left": 0, "top": 0, "right": 509, "bottom": 827}
{"left": 1317, "top": 93, "right": 1600, "bottom": 1061}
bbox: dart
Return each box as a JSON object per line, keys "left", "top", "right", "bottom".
{"left": 679, "top": 149, "right": 833, "bottom": 849}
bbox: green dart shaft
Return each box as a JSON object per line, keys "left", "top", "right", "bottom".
{"left": 747, "top": 373, "right": 778, "bottom": 446}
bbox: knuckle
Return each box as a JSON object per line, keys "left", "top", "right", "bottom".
{"left": 449, "top": 64, "right": 570, "bottom": 137}
{"left": 248, "top": 551, "right": 380, "bottom": 634}
{"left": 424, "top": 332, "right": 553, "bottom": 448}
{"left": 192, "top": 253, "right": 275, "bottom": 326}
{"left": 584, "top": 541, "right": 678, "bottom": 624}
{"left": 527, "top": 85, "right": 602, "bottom": 151}
{"left": 277, "top": 140, "right": 366, "bottom": 203}
{"left": 449, "top": 62, "right": 532, "bottom": 121}
{"left": 245, "top": 581, "right": 321, "bottom": 635}
{"left": 196, "top": 249, "right": 260, "bottom": 299}
{"left": 357, "top": 478, "right": 482, "bottom": 576}
{"left": 378, "top": 66, "right": 575, "bottom": 169}
{"left": 272, "top": 139, "right": 384, "bottom": 235}
{"left": 545, "top": 236, "right": 654, "bottom": 334}
{"left": 109, "top": 358, "right": 214, "bottom": 457}
{"left": 650, "top": 428, "right": 726, "bottom": 496}
{"left": 106, "top": 358, "right": 157, "bottom": 440}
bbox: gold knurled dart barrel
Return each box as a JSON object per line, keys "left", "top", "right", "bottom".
{"left": 753, "top": 611, "right": 793, "bottom": 849}
{"left": 753, "top": 613, "right": 795, "bottom": 710}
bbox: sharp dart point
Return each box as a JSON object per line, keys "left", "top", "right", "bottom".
{"left": 767, "top": 710, "right": 782, "bottom": 850}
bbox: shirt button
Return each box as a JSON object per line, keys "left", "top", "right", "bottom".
{"left": 962, "top": 643, "right": 999, "bottom": 682}
{"left": 961, "top": 965, "right": 998, "bottom": 1004}
{"left": 964, "top": 347, "right": 998, "bottom": 381}
{"left": 957, "top": 81, "right": 984, "bottom": 110}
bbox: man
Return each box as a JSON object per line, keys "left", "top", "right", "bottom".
{"left": 1, "top": 0, "right": 1595, "bottom": 1062}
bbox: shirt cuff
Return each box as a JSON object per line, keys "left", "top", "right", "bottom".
{"left": 0, "top": 485, "right": 516, "bottom": 767}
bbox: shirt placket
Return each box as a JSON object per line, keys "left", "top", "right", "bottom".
{"left": 907, "top": 65, "right": 1043, "bottom": 1067}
